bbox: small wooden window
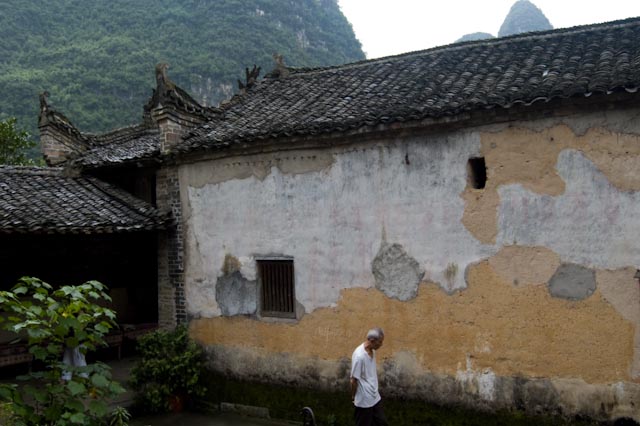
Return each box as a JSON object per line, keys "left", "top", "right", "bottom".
{"left": 467, "top": 157, "right": 487, "bottom": 189}
{"left": 258, "top": 259, "right": 295, "bottom": 318}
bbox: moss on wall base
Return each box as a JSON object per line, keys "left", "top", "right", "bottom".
{"left": 201, "top": 372, "right": 608, "bottom": 426}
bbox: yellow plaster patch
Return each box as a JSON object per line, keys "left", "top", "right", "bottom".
{"left": 190, "top": 261, "right": 634, "bottom": 384}
{"left": 462, "top": 125, "right": 640, "bottom": 243}
{"left": 488, "top": 245, "right": 561, "bottom": 286}
{"left": 222, "top": 254, "right": 241, "bottom": 275}
{"left": 596, "top": 268, "right": 640, "bottom": 378}
{"left": 461, "top": 188, "right": 500, "bottom": 244}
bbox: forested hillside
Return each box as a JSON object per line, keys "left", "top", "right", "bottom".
{"left": 0, "top": 0, "right": 364, "bottom": 143}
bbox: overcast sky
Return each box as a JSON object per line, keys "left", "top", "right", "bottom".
{"left": 337, "top": 0, "right": 640, "bottom": 59}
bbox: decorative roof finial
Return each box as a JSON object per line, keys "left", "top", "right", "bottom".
{"left": 39, "top": 91, "right": 50, "bottom": 113}
{"left": 155, "top": 62, "right": 176, "bottom": 93}
{"left": 238, "top": 65, "right": 261, "bottom": 92}
{"left": 272, "top": 53, "right": 290, "bottom": 78}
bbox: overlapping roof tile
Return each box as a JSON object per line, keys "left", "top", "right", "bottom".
{"left": 74, "top": 125, "right": 161, "bottom": 168}
{"left": 0, "top": 166, "right": 168, "bottom": 234}
{"left": 181, "top": 17, "right": 640, "bottom": 152}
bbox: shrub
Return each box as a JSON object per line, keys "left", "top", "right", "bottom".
{"left": 129, "top": 325, "right": 206, "bottom": 413}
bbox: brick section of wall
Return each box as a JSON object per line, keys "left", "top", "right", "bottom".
{"left": 153, "top": 109, "right": 207, "bottom": 153}
{"left": 153, "top": 103, "right": 208, "bottom": 327}
{"left": 156, "top": 230, "right": 174, "bottom": 329}
{"left": 40, "top": 127, "right": 86, "bottom": 166}
{"left": 156, "top": 166, "right": 186, "bottom": 328}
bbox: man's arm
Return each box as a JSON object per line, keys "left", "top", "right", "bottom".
{"left": 350, "top": 377, "right": 358, "bottom": 402}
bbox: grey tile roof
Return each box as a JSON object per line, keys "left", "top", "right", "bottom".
{"left": 39, "top": 92, "right": 161, "bottom": 168}
{"left": 0, "top": 166, "right": 168, "bottom": 234}
{"left": 75, "top": 125, "right": 161, "bottom": 168}
{"left": 181, "top": 17, "right": 640, "bottom": 153}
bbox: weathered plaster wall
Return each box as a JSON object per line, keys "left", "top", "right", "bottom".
{"left": 191, "top": 261, "right": 638, "bottom": 418}
{"left": 180, "top": 135, "right": 495, "bottom": 318}
{"left": 181, "top": 107, "right": 640, "bottom": 420}
{"left": 192, "top": 261, "right": 635, "bottom": 382}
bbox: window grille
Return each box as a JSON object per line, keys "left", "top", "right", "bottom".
{"left": 258, "top": 259, "right": 295, "bottom": 318}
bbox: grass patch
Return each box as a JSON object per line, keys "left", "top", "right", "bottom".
{"left": 0, "top": 402, "right": 15, "bottom": 426}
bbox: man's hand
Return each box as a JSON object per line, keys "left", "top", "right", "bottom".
{"left": 350, "top": 377, "right": 358, "bottom": 403}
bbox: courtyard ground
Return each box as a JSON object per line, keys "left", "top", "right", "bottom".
{"left": 107, "top": 357, "right": 298, "bottom": 426}
{"left": 129, "top": 412, "right": 299, "bottom": 426}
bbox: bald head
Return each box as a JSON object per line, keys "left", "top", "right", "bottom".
{"left": 367, "top": 327, "right": 384, "bottom": 341}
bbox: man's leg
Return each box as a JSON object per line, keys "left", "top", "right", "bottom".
{"left": 372, "top": 401, "right": 388, "bottom": 426}
{"left": 354, "top": 406, "right": 374, "bottom": 426}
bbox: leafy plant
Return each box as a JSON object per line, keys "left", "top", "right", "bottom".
{"left": 129, "top": 325, "right": 206, "bottom": 413}
{"left": 0, "top": 277, "right": 128, "bottom": 426}
{"left": 108, "top": 406, "right": 131, "bottom": 426}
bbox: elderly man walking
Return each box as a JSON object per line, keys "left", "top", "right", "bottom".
{"left": 350, "top": 327, "right": 388, "bottom": 426}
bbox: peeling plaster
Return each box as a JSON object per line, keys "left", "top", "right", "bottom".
{"left": 190, "top": 257, "right": 638, "bottom": 418}
{"left": 548, "top": 263, "right": 596, "bottom": 301}
{"left": 456, "top": 356, "right": 498, "bottom": 402}
{"left": 497, "top": 150, "right": 640, "bottom": 269}
{"left": 597, "top": 268, "right": 640, "bottom": 378}
{"left": 215, "top": 271, "right": 257, "bottom": 316}
{"left": 488, "top": 246, "right": 560, "bottom": 286}
{"left": 597, "top": 268, "right": 640, "bottom": 325}
{"left": 183, "top": 119, "right": 640, "bottom": 314}
{"left": 181, "top": 149, "right": 335, "bottom": 188}
{"left": 183, "top": 134, "right": 495, "bottom": 314}
{"left": 481, "top": 109, "right": 640, "bottom": 138}
{"left": 465, "top": 122, "right": 640, "bottom": 244}
{"left": 180, "top": 109, "right": 640, "bottom": 420}
{"left": 222, "top": 254, "right": 242, "bottom": 275}
{"left": 372, "top": 242, "right": 424, "bottom": 301}
{"left": 191, "top": 262, "right": 634, "bottom": 384}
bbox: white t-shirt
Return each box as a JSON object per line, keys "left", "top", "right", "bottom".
{"left": 351, "top": 343, "right": 381, "bottom": 408}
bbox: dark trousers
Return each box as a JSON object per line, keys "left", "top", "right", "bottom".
{"left": 355, "top": 401, "right": 388, "bottom": 426}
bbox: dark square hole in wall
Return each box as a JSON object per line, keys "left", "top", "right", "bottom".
{"left": 467, "top": 157, "right": 487, "bottom": 189}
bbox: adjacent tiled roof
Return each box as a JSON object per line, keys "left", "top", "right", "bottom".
{"left": 0, "top": 166, "right": 168, "bottom": 234}
{"left": 39, "top": 91, "right": 161, "bottom": 168}
{"left": 74, "top": 125, "right": 161, "bottom": 168}
{"left": 181, "top": 17, "right": 640, "bottom": 152}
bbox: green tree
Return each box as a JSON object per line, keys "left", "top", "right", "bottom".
{"left": 0, "top": 277, "right": 128, "bottom": 426}
{"left": 0, "top": 118, "right": 37, "bottom": 165}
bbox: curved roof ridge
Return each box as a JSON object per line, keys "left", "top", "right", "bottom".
{"left": 86, "top": 122, "right": 157, "bottom": 142}
{"left": 277, "top": 16, "right": 640, "bottom": 77}
{"left": 86, "top": 124, "right": 159, "bottom": 149}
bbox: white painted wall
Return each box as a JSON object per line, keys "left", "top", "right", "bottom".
{"left": 180, "top": 111, "right": 640, "bottom": 318}
{"left": 181, "top": 131, "right": 495, "bottom": 317}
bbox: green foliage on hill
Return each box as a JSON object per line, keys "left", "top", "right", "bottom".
{"left": 0, "top": 0, "right": 364, "bottom": 144}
